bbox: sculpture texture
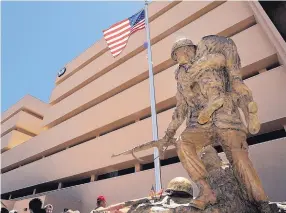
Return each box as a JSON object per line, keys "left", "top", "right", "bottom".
{"left": 111, "top": 35, "right": 277, "bottom": 213}
{"left": 163, "top": 35, "right": 268, "bottom": 210}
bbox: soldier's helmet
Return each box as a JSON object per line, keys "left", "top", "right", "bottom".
{"left": 165, "top": 177, "right": 193, "bottom": 197}
{"left": 171, "top": 38, "right": 196, "bottom": 62}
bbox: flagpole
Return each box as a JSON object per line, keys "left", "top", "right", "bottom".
{"left": 144, "top": 0, "right": 162, "bottom": 192}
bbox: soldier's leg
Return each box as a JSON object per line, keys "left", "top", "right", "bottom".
{"left": 176, "top": 128, "right": 216, "bottom": 209}
{"left": 218, "top": 129, "right": 268, "bottom": 202}
{"left": 177, "top": 129, "right": 209, "bottom": 180}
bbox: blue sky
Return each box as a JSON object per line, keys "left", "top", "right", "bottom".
{"left": 1, "top": 1, "right": 144, "bottom": 112}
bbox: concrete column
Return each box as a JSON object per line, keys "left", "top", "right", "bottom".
{"left": 91, "top": 174, "right": 97, "bottom": 182}
{"left": 66, "top": 146, "right": 69, "bottom": 150}
{"left": 283, "top": 125, "right": 286, "bottom": 132}
{"left": 33, "top": 189, "right": 36, "bottom": 195}
{"left": 258, "top": 68, "right": 267, "bottom": 73}
{"left": 135, "top": 163, "right": 142, "bottom": 172}
{"left": 58, "top": 182, "right": 62, "bottom": 189}
{"left": 9, "top": 194, "right": 12, "bottom": 200}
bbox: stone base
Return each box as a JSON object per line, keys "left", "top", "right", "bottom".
{"left": 128, "top": 166, "right": 279, "bottom": 213}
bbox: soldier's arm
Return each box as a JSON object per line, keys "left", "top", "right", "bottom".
{"left": 189, "top": 53, "right": 226, "bottom": 75}
{"left": 165, "top": 88, "right": 188, "bottom": 140}
{"left": 226, "top": 51, "right": 243, "bottom": 82}
{"left": 181, "top": 53, "right": 226, "bottom": 90}
{"left": 224, "top": 37, "right": 244, "bottom": 83}
{"left": 226, "top": 48, "right": 254, "bottom": 102}
{"left": 233, "top": 79, "right": 260, "bottom": 134}
{"left": 224, "top": 37, "right": 254, "bottom": 103}
{"left": 224, "top": 41, "right": 260, "bottom": 134}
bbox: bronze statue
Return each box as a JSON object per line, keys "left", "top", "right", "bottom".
{"left": 163, "top": 35, "right": 268, "bottom": 210}
{"left": 112, "top": 35, "right": 273, "bottom": 212}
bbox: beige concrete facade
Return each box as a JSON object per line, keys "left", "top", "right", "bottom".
{"left": 1, "top": 130, "right": 32, "bottom": 153}
{"left": 1, "top": 1, "right": 286, "bottom": 212}
{"left": 1, "top": 95, "right": 48, "bottom": 123}
{"left": 1, "top": 95, "right": 48, "bottom": 153}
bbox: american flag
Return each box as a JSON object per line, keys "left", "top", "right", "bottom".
{"left": 103, "top": 9, "right": 146, "bottom": 57}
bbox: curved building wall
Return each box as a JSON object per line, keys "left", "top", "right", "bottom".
{"left": 1, "top": 95, "right": 48, "bottom": 153}
{"left": 2, "top": 1, "right": 286, "bottom": 212}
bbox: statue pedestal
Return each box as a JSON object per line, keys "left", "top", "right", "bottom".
{"left": 129, "top": 165, "right": 280, "bottom": 213}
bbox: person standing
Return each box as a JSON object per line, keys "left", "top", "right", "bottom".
{"left": 44, "top": 204, "right": 53, "bottom": 213}
{"left": 96, "top": 196, "right": 107, "bottom": 209}
{"left": 29, "top": 198, "right": 46, "bottom": 213}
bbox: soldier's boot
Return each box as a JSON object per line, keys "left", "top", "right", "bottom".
{"left": 198, "top": 98, "right": 224, "bottom": 124}
{"left": 190, "top": 178, "right": 217, "bottom": 210}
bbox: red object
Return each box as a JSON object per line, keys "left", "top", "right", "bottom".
{"left": 97, "top": 196, "right": 106, "bottom": 202}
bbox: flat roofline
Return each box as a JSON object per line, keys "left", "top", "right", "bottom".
{"left": 1, "top": 94, "right": 47, "bottom": 124}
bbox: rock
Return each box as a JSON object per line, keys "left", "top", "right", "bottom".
{"left": 127, "top": 165, "right": 275, "bottom": 213}
{"left": 270, "top": 202, "right": 286, "bottom": 212}
{"left": 111, "top": 146, "right": 276, "bottom": 213}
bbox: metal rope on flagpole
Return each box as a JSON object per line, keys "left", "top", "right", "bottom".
{"left": 144, "top": 0, "right": 162, "bottom": 192}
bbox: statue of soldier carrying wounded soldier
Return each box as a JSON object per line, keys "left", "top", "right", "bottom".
{"left": 111, "top": 35, "right": 276, "bottom": 213}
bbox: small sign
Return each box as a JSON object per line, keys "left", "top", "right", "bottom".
{"left": 58, "top": 67, "right": 66, "bottom": 77}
